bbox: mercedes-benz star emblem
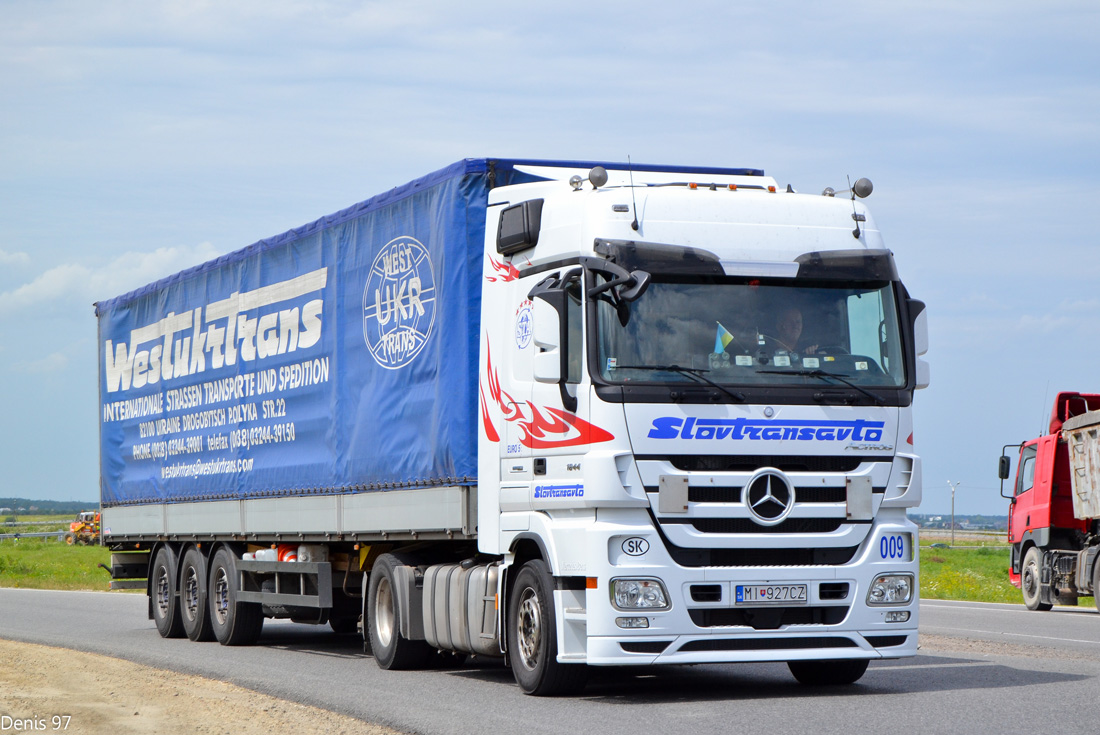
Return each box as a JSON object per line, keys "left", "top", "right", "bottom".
{"left": 744, "top": 469, "right": 795, "bottom": 526}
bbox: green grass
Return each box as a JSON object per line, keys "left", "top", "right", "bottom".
{"left": 0, "top": 528, "right": 1094, "bottom": 608}
{"left": 921, "top": 544, "right": 1096, "bottom": 608}
{"left": 0, "top": 539, "right": 113, "bottom": 590}
{"left": 920, "top": 545, "right": 1020, "bottom": 603}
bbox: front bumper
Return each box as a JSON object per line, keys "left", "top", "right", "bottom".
{"left": 566, "top": 512, "right": 919, "bottom": 666}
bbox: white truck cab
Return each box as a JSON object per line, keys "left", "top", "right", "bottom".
{"left": 476, "top": 161, "right": 926, "bottom": 691}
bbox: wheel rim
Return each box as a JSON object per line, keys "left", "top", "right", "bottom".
{"left": 1023, "top": 561, "right": 1039, "bottom": 600}
{"left": 374, "top": 576, "right": 395, "bottom": 648}
{"left": 155, "top": 566, "right": 171, "bottom": 619}
{"left": 213, "top": 567, "right": 229, "bottom": 625}
{"left": 183, "top": 566, "right": 199, "bottom": 623}
{"left": 516, "top": 587, "right": 542, "bottom": 671}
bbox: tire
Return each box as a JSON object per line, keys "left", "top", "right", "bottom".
{"left": 151, "top": 547, "right": 185, "bottom": 639}
{"left": 788, "top": 658, "right": 869, "bottom": 686}
{"left": 1093, "top": 559, "right": 1100, "bottom": 614}
{"left": 367, "top": 554, "right": 432, "bottom": 670}
{"left": 64, "top": 533, "right": 75, "bottom": 546}
{"left": 179, "top": 547, "right": 215, "bottom": 642}
{"left": 506, "top": 560, "right": 588, "bottom": 696}
{"left": 208, "top": 548, "right": 263, "bottom": 646}
{"left": 1022, "top": 547, "right": 1053, "bottom": 611}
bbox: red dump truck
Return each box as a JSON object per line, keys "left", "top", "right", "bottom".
{"left": 999, "top": 392, "right": 1100, "bottom": 610}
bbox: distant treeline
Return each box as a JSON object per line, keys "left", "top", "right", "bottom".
{"left": 910, "top": 513, "right": 1008, "bottom": 530}
{"left": 0, "top": 498, "right": 97, "bottom": 516}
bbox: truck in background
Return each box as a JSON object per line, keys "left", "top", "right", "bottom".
{"left": 97, "top": 158, "right": 929, "bottom": 694}
{"left": 999, "top": 392, "right": 1100, "bottom": 611}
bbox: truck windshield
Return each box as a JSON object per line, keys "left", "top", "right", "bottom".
{"left": 595, "top": 275, "right": 906, "bottom": 389}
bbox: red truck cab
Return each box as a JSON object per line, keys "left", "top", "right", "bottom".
{"left": 1004, "top": 392, "right": 1100, "bottom": 608}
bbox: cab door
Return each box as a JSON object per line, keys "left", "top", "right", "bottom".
{"left": 1009, "top": 442, "right": 1039, "bottom": 546}
{"left": 527, "top": 269, "right": 596, "bottom": 507}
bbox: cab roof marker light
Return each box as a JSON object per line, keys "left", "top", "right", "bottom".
{"left": 768, "top": 185, "right": 777, "bottom": 193}
{"left": 688, "top": 182, "right": 698, "bottom": 189}
{"left": 728, "top": 184, "right": 737, "bottom": 191}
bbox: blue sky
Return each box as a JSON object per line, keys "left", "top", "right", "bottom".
{"left": 2, "top": 1, "right": 1098, "bottom": 515}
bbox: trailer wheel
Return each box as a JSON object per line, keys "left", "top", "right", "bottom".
{"left": 180, "top": 547, "right": 215, "bottom": 642}
{"left": 208, "top": 548, "right": 263, "bottom": 646}
{"left": 507, "top": 559, "right": 588, "bottom": 696}
{"left": 367, "top": 554, "right": 431, "bottom": 669}
{"left": 151, "top": 547, "right": 185, "bottom": 638}
{"left": 1022, "top": 547, "right": 1052, "bottom": 611}
{"left": 788, "top": 658, "right": 869, "bottom": 686}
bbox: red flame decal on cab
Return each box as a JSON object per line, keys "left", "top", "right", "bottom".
{"left": 480, "top": 341, "right": 613, "bottom": 448}
{"left": 485, "top": 255, "right": 521, "bottom": 283}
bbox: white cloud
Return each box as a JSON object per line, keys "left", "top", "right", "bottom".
{"left": 12, "top": 351, "right": 68, "bottom": 374}
{"left": 0, "top": 248, "right": 31, "bottom": 267}
{"left": 0, "top": 242, "right": 223, "bottom": 316}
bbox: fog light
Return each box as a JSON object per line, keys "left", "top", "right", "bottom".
{"left": 616, "top": 617, "right": 650, "bottom": 629}
{"left": 886, "top": 611, "right": 910, "bottom": 623}
{"left": 867, "top": 574, "right": 913, "bottom": 605}
{"left": 611, "top": 578, "right": 670, "bottom": 610}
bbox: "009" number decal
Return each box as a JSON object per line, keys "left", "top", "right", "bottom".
{"left": 880, "top": 534, "right": 907, "bottom": 560}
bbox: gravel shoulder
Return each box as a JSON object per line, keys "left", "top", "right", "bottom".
{"left": 0, "top": 639, "right": 403, "bottom": 735}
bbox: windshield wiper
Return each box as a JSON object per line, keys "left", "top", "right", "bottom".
{"left": 617, "top": 364, "right": 746, "bottom": 403}
{"left": 757, "top": 368, "right": 885, "bottom": 406}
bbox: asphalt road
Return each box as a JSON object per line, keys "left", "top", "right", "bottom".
{"left": 2, "top": 588, "right": 1099, "bottom": 735}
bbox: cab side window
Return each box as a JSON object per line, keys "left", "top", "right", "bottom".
{"left": 564, "top": 275, "right": 583, "bottom": 384}
{"left": 1016, "top": 448, "right": 1037, "bottom": 496}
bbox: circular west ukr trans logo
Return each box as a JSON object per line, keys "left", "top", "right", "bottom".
{"left": 362, "top": 236, "right": 437, "bottom": 369}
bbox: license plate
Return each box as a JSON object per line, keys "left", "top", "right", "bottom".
{"left": 735, "top": 583, "right": 808, "bottom": 606}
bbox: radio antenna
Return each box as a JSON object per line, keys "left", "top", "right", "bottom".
{"left": 848, "top": 175, "right": 862, "bottom": 239}
{"left": 628, "top": 156, "right": 640, "bottom": 231}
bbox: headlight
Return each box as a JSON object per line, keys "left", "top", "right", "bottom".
{"left": 867, "top": 574, "right": 913, "bottom": 605}
{"left": 611, "top": 578, "right": 670, "bottom": 611}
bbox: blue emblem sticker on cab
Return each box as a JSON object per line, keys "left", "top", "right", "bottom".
{"left": 515, "top": 300, "right": 533, "bottom": 349}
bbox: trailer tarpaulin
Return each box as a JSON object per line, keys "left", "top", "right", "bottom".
{"left": 96, "top": 160, "right": 494, "bottom": 506}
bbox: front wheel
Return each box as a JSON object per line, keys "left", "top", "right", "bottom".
{"left": 1022, "top": 547, "right": 1052, "bottom": 611}
{"left": 507, "top": 560, "right": 587, "bottom": 696}
{"left": 788, "top": 658, "right": 869, "bottom": 686}
{"left": 1093, "top": 559, "right": 1100, "bottom": 614}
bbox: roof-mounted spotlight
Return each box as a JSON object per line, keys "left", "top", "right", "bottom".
{"left": 822, "top": 177, "right": 873, "bottom": 199}
{"left": 588, "top": 166, "right": 608, "bottom": 190}
{"left": 569, "top": 175, "right": 584, "bottom": 191}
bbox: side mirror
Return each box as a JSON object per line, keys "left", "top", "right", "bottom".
{"left": 527, "top": 272, "right": 580, "bottom": 412}
{"left": 911, "top": 301, "right": 928, "bottom": 357}
{"left": 908, "top": 299, "right": 929, "bottom": 390}
{"left": 619, "top": 270, "right": 651, "bottom": 302}
{"left": 998, "top": 455, "right": 1011, "bottom": 480}
{"left": 532, "top": 298, "right": 561, "bottom": 384}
